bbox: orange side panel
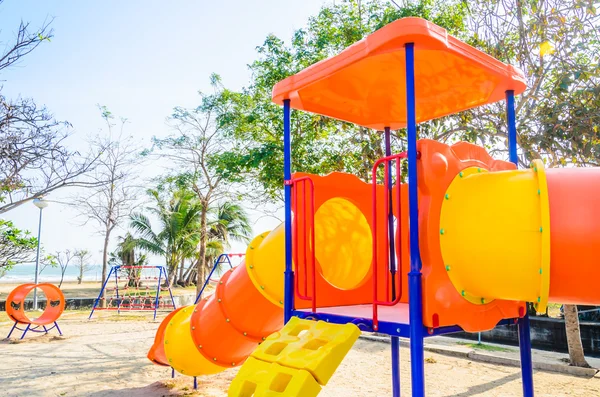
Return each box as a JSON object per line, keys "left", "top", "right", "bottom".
{"left": 547, "top": 168, "right": 600, "bottom": 305}
{"left": 147, "top": 307, "right": 185, "bottom": 366}
{"left": 190, "top": 264, "right": 283, "bottom": 367}
{"left": 293, "top": 172, "right": 395, "bottom": 308}
{"left": 7, "top": 283, "right": 65, "bottom": 326}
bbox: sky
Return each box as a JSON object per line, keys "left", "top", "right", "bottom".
{"left": 0, "top": 0, "right": 329, "bottom": 266}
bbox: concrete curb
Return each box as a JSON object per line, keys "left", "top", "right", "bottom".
{"left": 360, "top": 334, "right": 599, "bottom": 378}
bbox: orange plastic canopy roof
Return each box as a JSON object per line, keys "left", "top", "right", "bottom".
{"left": 272, "top": 17, "right": 526, "bottom": 130}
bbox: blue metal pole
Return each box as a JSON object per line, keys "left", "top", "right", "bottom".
{"left": 32, "top": 207, "right": 44, "bottom": 310}
{"left": 195, "top": 254, "right": 229, "bottom": 304}
{"left": 506, "top": 90, "right": 518, "bottom": 165}
{"left": 89, "top": 266, "right": 115, "bottom": 319}
{"left": 507, "top": 89, "right": 534, "bottom": 397}
{"left": 405, "top": 42, "right": 425, "bottom": 397}
{"left": 160, "top": 266, "right": 177, "bottom": 310}
{"left": 20, "top": 323, "right": 31, "bottom": 340}
{"left": 385, "top": 127, "right": 401, "bottom": 397}
{"left": 154, "top": 266, "right": 163, "bottom": 321}
{"left": 283, "top": 99, "right": 294, "bottom": 324}
{"left": 115, "top": 266, "right": 123, "bottom": 314}
{"left": 54, "top": 321, "right": 63, "bottom": 336}
{"left": 6, "top": 322, "right": 17, "bottom": 339}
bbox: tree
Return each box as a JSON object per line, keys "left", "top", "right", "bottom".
{"left": 457, "top": 0, "right": 600, "bottom": 166}
{"left": 149, "top": 77, "right": 243, "bottom": 295}
{"left": 0, "top": 219, "right": 37, "bottom": 270}
{"left": 74, "top": 249, "right": 92, "bottom": 285}
{"left": 108, "top": 233, "right": 147, "bottom": 287}
{"left": 563, "top": 304, "right": 590, "bottom": 367}
{"left": 211, "top": 0, "right": 469, "bottom": 201}
{"left": 182, "top": 201, "right": 252, "bottom": 287}
{"left": 0, "top": 4, "right": 103, "bottom": 213}
{"left": 54, "top": 250, "right": 74, "bottom": 288}
{"left": 130, "top": 189, "right": 202, "bottom": 287}
{"left": 73, "top": 107, "right": 140, "bottom": 301}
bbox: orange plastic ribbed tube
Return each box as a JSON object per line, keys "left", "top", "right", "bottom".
{"left": 190, "top": 263, "right": 283, "bottom": 367}
{"left": 547, "top": 168, "right": 600, "bottom": 305}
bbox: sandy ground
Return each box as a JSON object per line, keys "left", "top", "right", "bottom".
{"left": 0, "top": 311, "right": 599, "bottom": 397}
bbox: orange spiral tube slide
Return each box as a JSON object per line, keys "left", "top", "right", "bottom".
{"left": 148, "top": 232, "right": 284, "bottom": 376}
{"left": 546, "top": 167, "right": 600, "bottom": 305}
{"left": 6, "top": 283, "right": 65, "bottom": 325}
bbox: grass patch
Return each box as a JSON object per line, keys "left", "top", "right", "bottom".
{"left": 425, "top": 357, "right": 437, "bottom": 364}
{"left": 457, "top": 342, "right": 512, "bottom": 352}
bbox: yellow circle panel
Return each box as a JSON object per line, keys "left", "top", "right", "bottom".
{"left": 314, "top": 197, "right": 372, "bottom": 290}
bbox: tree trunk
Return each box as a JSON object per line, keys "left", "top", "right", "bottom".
{"left": 196, "top": 207, "right": 208, "bottom": 298}
{"left": 182, "top": 260, "right": 194, "bottom": 283}
{"left": 59, "top": 266, "right": 66, "bottom": 288}
{"left": 78, "top": 264, "right": 83, "bottom": 285}
{"left": 100, "top": 226, "right": 111, "bottom": 308}
{"left": 178, "top": 257, "right": 185, "bottom": 286}
{"left": 564, "top": 304, "right": 590, "bottom": 367}
{"left": 167, "top": 257, "right": 177, "bottom": 289}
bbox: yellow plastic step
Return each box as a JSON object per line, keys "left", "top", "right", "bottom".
{"left": 228, "top": 357, "right": 321, "bottom": 397}
{"left": 251, "top": 316, "right": 361, "bottom": 385}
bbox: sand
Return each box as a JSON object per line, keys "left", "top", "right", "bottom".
{"left": 0, "top": 311, "right": 599, "bottom": 397}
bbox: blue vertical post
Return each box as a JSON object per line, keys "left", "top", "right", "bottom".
{"left": 115, "top": 266, "right": 123, "bottom": 314}
{"left": 405, "top": 42, "right": 425, "bottom": 397}
{"left": 507, "top": 90, "right": 534, "bottom": 397}
{"left": 283, "top": 99, "right": 294, "bottom": 324}
{"left": 20, "top": 323, "right": 31, "bottom": 340}
{"left": 6, "top": 322, "right": 17, "bottom": 339}
{"left": 154, "top": 266, "right": 163, "bottom": 321}
{"left": 506, "top": 90, "right": 519, "bottom": 165}
{"left": 89, "top": 266, "right": 115, "bottom": 319}
{"left": 54, "top": 321, "right": 63, "bottom": 336}
{"left": 163, "top": 266, "right": 177, "bottom": 310}
{"left": 385, "top": 127, "right": 401, "bottom": 397}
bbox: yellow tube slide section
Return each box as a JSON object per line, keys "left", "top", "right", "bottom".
{"left": 439, "top": 161, "right": 551, "bottom": 312}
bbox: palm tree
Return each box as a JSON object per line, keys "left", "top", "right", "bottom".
{"left": 204, "top": 202, "right": 252, "bottom": 280}
{"left": 130, "top": 189, "right": 202, "bottom": 286}
{"left": 182, "top": 201, "right": 252, "bottom": 287}
{"left": 108, "top": 233, "right": 148, "bottom": 287}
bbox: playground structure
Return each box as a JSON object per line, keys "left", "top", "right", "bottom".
{"left": 194, "top": 253, "right": 245, "bottom": 304}
{"left": 5, "top": 283, "right": 65, "bottom": 340}
{"left": 89, "top": 265, "right": 176, "bottom": 321}
{"left": 148, "top": 17, "right": 600, "bottom": 396}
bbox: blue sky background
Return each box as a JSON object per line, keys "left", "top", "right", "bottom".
{"left": 0, "top": 0, "right": 328, "bottom": 267}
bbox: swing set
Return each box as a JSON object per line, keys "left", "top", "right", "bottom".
{"left": 89, "top": 265, "right": 176, "bottom": 320}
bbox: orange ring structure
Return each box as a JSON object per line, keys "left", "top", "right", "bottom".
{"left": 5, "top": 283, "right": 65, "bottom": 339}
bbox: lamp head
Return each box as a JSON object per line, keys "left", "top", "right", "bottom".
{"left": 33, "top": 198, "right": 49, "bottom": 209}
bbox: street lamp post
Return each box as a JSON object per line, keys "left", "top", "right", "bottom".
{"left": 32, "top": 197, "right": 49, "bottom": 310}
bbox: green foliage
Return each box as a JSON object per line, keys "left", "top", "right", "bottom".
{"left": 130, "top": 189, "right": 203, "bottom": 274}
{"left": 0, "top": 219, "right": 37, "bottom": 269}
{"left": 457, "top": 0, "right": 600, "bottom": 166}
{"left": 109, "top": 233, "right": 148, "bottom": 285}
{"left": 209, "top": 0, "right": 469, "bottom": 200}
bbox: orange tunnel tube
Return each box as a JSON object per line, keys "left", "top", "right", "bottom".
{"left": 190, "top": 262, "right": 283, "bottom": 367}
{"left": 7, "top": 283, "right": 65, "bottom": 325}
{"left": 148, "top": 233, "right": 283, "bottom": 375}
{"left": 547, "top": 167, "right": 600, "bottom": 305}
